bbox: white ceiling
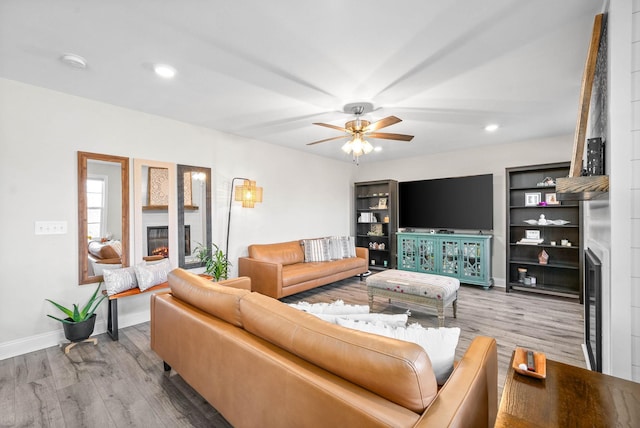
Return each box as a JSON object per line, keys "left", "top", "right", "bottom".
{"left": 0, "top": 0, "right": 604, "bottom": 164}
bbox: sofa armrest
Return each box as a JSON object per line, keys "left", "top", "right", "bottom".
{"left": 218, "top": 276, "right": 252, "bottom": 291}
{"left": 414, "top": 336, "right": 497, "bottom": 428}
{"left": 238, "top": 257, "right": 283, "bottom": 298}
{"left": 356, "top": 246, "right": 369, "bottom": 264}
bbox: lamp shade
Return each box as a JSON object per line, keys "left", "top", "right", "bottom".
{"left": 234, "top": 180, "right": 263, "bottom": 208}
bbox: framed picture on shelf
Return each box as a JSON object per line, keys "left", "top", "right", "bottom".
{"left": 525, "top": 230, "right": 541, "bottom": 240}
{"left": 378, "top": 197, "right": 388, "bottom": 209}
{"left": 525, "top": 192, "right": 541, "bottom": 206}
{"left": 545, "top": 192, "right": 560, "bottom": 205}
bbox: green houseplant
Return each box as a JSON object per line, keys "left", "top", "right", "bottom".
{"left": 46, "top": 282, "right": 106, "bottom": 342}
{"left": 194, "top": 242, "right": 230, "bottom": 281}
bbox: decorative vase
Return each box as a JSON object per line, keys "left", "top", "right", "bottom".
{"left": 538, "top": 249, "right": 549, "bottom": 265}
{"left": 518, "top": 267, "right": 527, "bottom": 283}
{"left": 62, "top": 313, "right": 97, "bottom": 342}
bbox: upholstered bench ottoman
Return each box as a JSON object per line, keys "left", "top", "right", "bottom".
{"left": 366, "top": 270, "right": 459, "bottom": 327}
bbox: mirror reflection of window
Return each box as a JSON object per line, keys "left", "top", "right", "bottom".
{"left": 86, "top": 177, "right": 106, "bottom": 240}
{"left": 78, "top": 152, "right": 129, "bottom": 285}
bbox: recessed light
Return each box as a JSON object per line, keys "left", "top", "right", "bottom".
{"left": 60, "top": 53, "right": 87, "bottom": 69}
{"left": 485, "top": 124, "right": 499, "bottom": 132}
{"left": 153, "top": 64, "right": 176, "bottom": 79}
{"left": 374, "top": 146, "right": 382, "bottom": 152}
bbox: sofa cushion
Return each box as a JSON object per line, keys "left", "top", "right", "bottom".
{"left": 248, "top": 241, "right": 304, "bottom": 265}
{"left": 168, "top": 269, "right": 250, "bottom": 327}
{"left": 280, "top": 257, "right": 366, "bottom": 287}
{"left": 240, "top": 291, "right": 438, "bottom": 413}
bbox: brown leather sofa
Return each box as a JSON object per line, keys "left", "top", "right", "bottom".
{"left": 151, "top": 269, "right": 498, "bottom": 428}
{"left": 238, "top": 239, "right": 369, "bottom": 298}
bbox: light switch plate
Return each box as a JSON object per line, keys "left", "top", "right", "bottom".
{"left": 35, "top": 221, "right": 68, "bottom": 235}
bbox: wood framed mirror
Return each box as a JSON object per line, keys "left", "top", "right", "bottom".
{"left": 177, "top": 165, "right": 212, "bottom": 268}
{"left": 78, "top": 151, "right": 130, "bottom": 284}
{"left": 133, "top": 159, "right": 177, "bottom": 265}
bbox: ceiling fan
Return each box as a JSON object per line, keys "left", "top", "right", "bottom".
{"left": 307, "top": 103, "right": 414, "bottom": 162}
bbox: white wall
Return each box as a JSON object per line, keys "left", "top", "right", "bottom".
{"left": 0, "top": 78, "right": 355, "bottom": 359}
{"left": 353, "top": 136, "right": 575, "bottom": 285}
{"left": 584, "top": 0, "right": 636, "bottom": 382}
{"left": 626, "top": 0, "right": 640, "bottom": 381}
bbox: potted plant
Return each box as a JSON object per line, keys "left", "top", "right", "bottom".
{"left": 194, "top": 242, "right": 230, "bottom": 281}
{"left": 46, "top": 282, "right": 106, "bottom": 342}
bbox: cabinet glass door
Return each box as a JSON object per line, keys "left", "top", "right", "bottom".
{"left": 441, "top": 239, "right": 460, "bottom": 275}
{"left": 461, "top": 240, "right": 484, "bottom": 282}
{"left": 399, "top": 236, "right": 417, "bottom": 270}
{"left": 417, "top": 237, "right": 437, "bottom": 273}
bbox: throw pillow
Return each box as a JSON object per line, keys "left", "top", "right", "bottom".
{"left": 339, "top": 236, "right": 356, "bottom": 258}
{"left": 327, "top": 236, "right": 343, "bottom": 260}
{"left": 103, "top": 266, "right": 138, "bottom": 296}
{"left": 134, "top": 258, "right": 171, "bottom": 291}
{"left": 302, "top": 238, "right": 331, "bottom": 262}
{"left": 336, "top": 318, "right": 460, "bottom": 385}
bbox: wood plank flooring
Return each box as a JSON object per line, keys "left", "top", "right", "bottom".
{"left": 1, "top": 277, "right": 584, "bottom": 427}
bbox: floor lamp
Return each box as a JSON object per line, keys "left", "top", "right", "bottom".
{"left": 225, "top": 177, "right": 263, "bottom": 261}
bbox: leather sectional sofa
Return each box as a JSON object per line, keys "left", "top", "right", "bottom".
{"left": 238, "top": 239, "right": 369, "bottom": 298}
{"left": 151, "top": 269, "right": 498, "bottom": 428}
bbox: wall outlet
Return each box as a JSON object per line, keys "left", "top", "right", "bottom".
{"left": 35, "top": 221, "right": 68, "bottom": 235}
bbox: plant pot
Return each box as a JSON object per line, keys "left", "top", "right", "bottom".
{"left": 62, "top": 313, "right": 97, "bottom": 342}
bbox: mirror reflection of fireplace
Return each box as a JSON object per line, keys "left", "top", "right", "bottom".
{"left": 147, "top": 225, "right": 190, "bottom": 258}
{"left": 584, "top": 248, "right": 602, "bottom": 372}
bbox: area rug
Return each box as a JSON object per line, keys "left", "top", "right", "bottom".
{"left": 288, "top": 299, "right": 459, "bottom": 385}
{"left": 336, "top": 318, "right": 460, "bottom": 385}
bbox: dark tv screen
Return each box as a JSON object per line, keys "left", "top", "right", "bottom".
{"left": 399, "top": 174, "right": 493, "bottom": 231}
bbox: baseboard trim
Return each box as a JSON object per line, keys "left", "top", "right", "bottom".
{"left": 0, "top": 310, "right": 151, "bottom": 360}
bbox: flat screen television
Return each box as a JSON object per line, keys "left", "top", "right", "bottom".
{"left": 399, "top": 174, "right": 493, "bottom": 231}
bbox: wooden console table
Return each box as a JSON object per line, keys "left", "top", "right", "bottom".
{"left": 496, "top": 351, "right": 640, "bottom": 427}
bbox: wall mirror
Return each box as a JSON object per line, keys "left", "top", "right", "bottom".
{"left": 133, "top": 159, "right": 177, "bottom": 265}
{"left": 77, "top": 151, "right": 130, "bottom": 284}
{"left": 177, "top": 164, "right": 212, "bottom": 268}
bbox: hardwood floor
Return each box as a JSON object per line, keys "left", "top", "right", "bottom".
{"left": 1, "top": 277, "right": 585, "bottom": 427}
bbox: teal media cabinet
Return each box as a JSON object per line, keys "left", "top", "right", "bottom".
{"left": 397, "top": 232, "right": 493, "bottom": 288}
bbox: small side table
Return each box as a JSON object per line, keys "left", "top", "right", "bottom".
{"left": 496, "top": 350, "right": 640, "bottom": 427}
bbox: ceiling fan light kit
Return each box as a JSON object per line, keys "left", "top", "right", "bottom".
{"left": 308, "top": 103, "right": 414, "bottom": 164}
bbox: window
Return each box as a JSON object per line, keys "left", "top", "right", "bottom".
{"left": 87, "top": 176, "right": 107, "bottom": 239}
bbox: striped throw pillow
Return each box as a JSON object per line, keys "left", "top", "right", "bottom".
{"left": 302, "top": 238, "right": 331, "bottom": 262}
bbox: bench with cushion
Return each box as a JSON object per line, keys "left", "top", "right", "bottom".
{"left": 101, "top": 258, "right": 172, "bottom": 340}
{"left": 367, "top": 269, "right": 459, "bottom": 327}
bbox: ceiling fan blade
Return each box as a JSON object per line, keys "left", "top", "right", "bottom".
{"left": 313, "top": 122, "right": 349, "bottom": 133}
{"left": 367, "top": 132, "right": 414, "bottom": 141}
{"left": 364, "top": 116, "right": 402, "bottom": 132}
{"left": 307, "top": 135, "right": 349, "bottom": 146}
